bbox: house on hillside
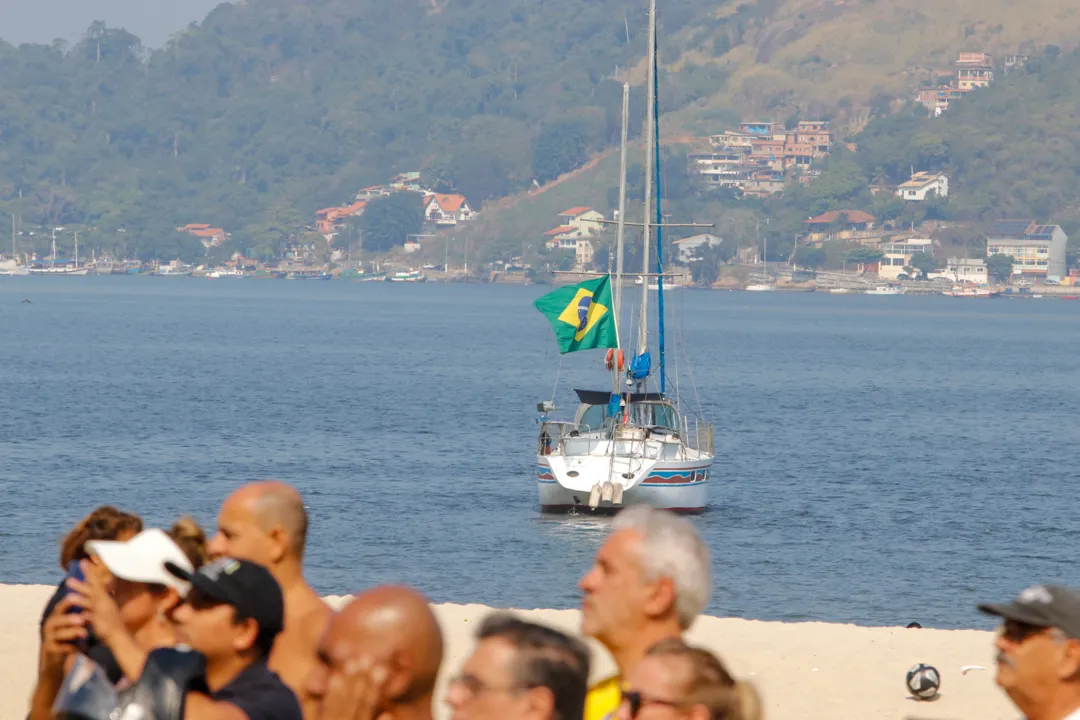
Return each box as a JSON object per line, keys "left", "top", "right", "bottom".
{"left": 955, "top": 52, "right": 994, "bottom": 91}
{"left": 878, "top": 237, "right": 933, "bottom": 279}
{"left": 897, "top": 172, "right": 949, "bottom": 201}
{"left": 986, "top": 219, "right": 1068, "bottom": 280}
{"left": 795, "top": 121, "right": 831, "bottom": 155}
{"left": 423, "top": 194, "right": 474, "bottom": 227}
{"left": 544, "top": 207, "right": 606, "bottom": 270}
{"left": 178, "top": 223, "right": 226, "bottom": 248}
{"left": 672, "top": 234, "right": 723, "bottom": 264}
{"left": 803, "top": 210, "right": 878, "bottom": 245}
{"left": 315, "top": 201, "right": 367, "bottom": 235}
{"left": 356, "top": 185, "right": 392, "bottom": 201}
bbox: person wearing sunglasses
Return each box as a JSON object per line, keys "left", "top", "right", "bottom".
{"left": 163, "top": 556, "right": 302, "bottom": 720}
{"left": 979, "top": 584, "right": 1080, "bottom": 720}
{"left": 579, "top": 508, "right": 710, "bottom": 720}
{"left": 446, "top": 612, "right": 590, "bottom": 720}
{"left": 617, "top": 639, "right": 760, "bottom": 720}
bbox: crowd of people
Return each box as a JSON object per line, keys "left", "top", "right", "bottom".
{"left": 27, "top": 480, "right": 1080, "bottom": 720}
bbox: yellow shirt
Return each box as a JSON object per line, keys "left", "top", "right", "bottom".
{"left": 584, "top": 675, "right": 623, "bottom": 720}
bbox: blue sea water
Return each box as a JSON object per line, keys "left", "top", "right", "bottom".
{"left": 1, "top": 277, "right": 1079, "bottom": 630}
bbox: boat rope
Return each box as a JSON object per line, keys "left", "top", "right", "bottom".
{"left": 549, "top": 355, "right": 563, "bottom": 407}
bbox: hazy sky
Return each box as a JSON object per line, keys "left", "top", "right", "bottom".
{"left": 0, "top": 0, "right": 223, "bottom": 48}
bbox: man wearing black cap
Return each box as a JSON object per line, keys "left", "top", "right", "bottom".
{"left": 166, "top": 556, "right": 302, "bottom": 720}
{"left": 979, "top": 584, "right": 1080, "bottom": 720}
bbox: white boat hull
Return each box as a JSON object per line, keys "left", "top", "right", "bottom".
{"left": 745, "top": 284, "right": 774, "bottom": 292}
{"left": 536, "top": 453, "right": 711, "bottom": 514}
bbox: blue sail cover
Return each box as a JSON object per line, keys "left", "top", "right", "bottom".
{"left": 629, "top": 352, "right": 652, "bottom": 381}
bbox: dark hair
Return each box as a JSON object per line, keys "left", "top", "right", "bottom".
{"left": 232, "top": 608, "right": 278, "bottom": 659}
{"left": 645, "top": 639, "right": 762, "bottom": 720}
{"left": 168, "top": 516, "right": 209, "bottom": 569}
{"left": 477, "top": 613, "right": 589, "bottom": 720}
{"left": 60, "top": 506, "right": 143, "bottom": 569}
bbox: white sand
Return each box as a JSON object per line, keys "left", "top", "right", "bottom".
{"left": 5, "top": 584, "right": 1015, "bottom": 720}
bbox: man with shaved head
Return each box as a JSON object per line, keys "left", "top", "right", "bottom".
{"left": 209, "top": 481, "right": 333, "bottom": 720}
{"left": 306, "top": 585, "right": 444, "bottom": 720}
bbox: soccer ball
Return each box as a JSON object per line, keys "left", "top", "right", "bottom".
{"left": 906, "top": 663, "right": 941, "bottom": 700}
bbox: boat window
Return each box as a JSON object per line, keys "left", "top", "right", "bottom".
{"left": 652, "top": 404, "right": 679, "bottom": 430}
{"left": 579, "top": 404, "right": 607, "bottom": 430}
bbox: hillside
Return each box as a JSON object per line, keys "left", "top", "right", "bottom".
{"left": 1, "top": 0, "right": 1079, "bottom": 261}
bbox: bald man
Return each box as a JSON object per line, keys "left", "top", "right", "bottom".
{"left": 306, "top": 585, "right": 444, "bottom": 720}
{"left": 208, "top": 481, "right": 333, "bottom": 720}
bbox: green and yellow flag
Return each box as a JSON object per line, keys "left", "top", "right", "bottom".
{"left": 534, "top": 275, "right": 618, "bottom": 354}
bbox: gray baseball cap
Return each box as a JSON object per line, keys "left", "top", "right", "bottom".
{"left": 978, "top": 584, "right": 1080, "bottom": 638}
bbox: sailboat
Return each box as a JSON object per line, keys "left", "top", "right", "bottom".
{"left": 28, "top": 229, "right": 89, "bottom": 275}
{"left": 533, "top": 0, "right": 714, "bottom": 514}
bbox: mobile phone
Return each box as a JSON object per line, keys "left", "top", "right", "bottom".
{"left": 62, "top": 560, "right": 90, "bottom": 652}
{"left": 63, "top": 560, "right": 86, "bottom": 613}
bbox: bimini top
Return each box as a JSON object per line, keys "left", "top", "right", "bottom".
{"left": 574, "top": 389, "right": 665, "bottom": 406}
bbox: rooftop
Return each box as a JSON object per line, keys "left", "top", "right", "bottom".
{"left": 987, "top": 219, "right": 1037, "bottom": 238}
{"left": 558, "top": 206, "right": 594, "bottom": 217}
{"left": 544, "top": 225, "right": 577, "bottom": 237}
{"left": 804, "top": 210, "right": 876, "bottom": 225}
{"left": 898, "top": 171, "right": 946, "bottom": 189}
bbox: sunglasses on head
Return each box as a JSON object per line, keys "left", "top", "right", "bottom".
{"left": 186, "top": 589, "right": 228, "bottom": 611}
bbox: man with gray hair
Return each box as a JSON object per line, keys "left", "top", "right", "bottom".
{"left": 577, "top": 506, "right": 710, "bottom": 720}
{"left": 979, "top": 584, "right": 1080, "bottom": 720}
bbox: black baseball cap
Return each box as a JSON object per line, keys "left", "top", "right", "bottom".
{"left": 978, "top": 584, "right": 1080, "bottom": 639}
{"left": 166, "top": 557, "right": 284, "bottom": 637}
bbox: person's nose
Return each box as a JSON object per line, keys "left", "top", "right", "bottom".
{"left": 207, "top": 533, "right": 227, "bottom": 558}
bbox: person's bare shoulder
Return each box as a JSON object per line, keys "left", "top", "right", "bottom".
{"left": 284, "top": 587, "right": 333, "bottom": 647}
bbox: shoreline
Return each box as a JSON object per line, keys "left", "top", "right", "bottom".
{"left": 4, "top": 583, "right": 1014, "bottom": 719}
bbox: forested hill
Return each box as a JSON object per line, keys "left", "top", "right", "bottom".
{"left": 0, "top": 0, "right": 727, "bottom": 257}
{"left": 2, "top": 0, "right": 1080, "bottom": 260}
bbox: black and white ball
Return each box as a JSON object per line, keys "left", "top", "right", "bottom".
{"left": 905, "top": 663, "right": 941, "bottom": 700}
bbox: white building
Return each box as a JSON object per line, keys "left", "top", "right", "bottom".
{"left": 672, "top": 234, "right": 723, "bottom": 264}
{"left": 878, "top": 237, "right": 933, "bottom": 279}
{"left": 945, "top": 257, "right": 988, "bottom": 285}
{"left": 423, "top": 194, "right": 474, "bottom": 227}
{"left": 986, "top": 219, "right": 1068, "bottom": 280}
{"left": 897, "top": 172, "right": 949, "bottom": 202}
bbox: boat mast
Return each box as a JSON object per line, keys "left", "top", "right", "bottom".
{"left": 612, "top": 82, "right": 630, "bottom": 394}
{"left": 636, "top": 0, "right": 657, "bottom": 362}
{"left": 650, "top": 10, "right": 668, "bottom": 395}
{"left": 74, "top": 231, "right": 79, "bottom": 268}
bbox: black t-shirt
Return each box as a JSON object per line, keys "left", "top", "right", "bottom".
{"left": 40, "top": 581, "right": 125, "bottom": 685}
{"left": 212, "top": 661, "right": 301, "bottom": 720}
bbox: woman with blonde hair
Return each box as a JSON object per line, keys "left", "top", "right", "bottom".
{"left": 617, "top": 638, "right": 762, "bottom": 720}
{"left": 29, "top": 516, "right": 209, "bottom": 720}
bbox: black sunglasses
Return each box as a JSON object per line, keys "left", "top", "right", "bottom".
{"left": 1001, "top": 619, "right": 1050, "bottom": 643}
{"left": 622, "top": 690, "right": 686, "bottom": 718}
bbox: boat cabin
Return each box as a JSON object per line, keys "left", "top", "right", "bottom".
{"left": 572, "top": 388, "right": 681, "bottom": 434}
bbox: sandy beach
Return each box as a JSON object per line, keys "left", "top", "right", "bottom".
{"left": 4, "top": 584, "right": 1015, "bottom": 720}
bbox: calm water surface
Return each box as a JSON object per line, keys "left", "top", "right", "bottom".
{"left": 1, "top": 277, "right": 1078, "bottom": 629}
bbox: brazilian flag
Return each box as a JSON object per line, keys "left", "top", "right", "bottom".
{"left": 534, "top": 275, "right": 618, "bottom": 354}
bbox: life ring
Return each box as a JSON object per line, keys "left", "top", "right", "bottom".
{"left": 605, "top": 349, "right": 625, "bottom": 371}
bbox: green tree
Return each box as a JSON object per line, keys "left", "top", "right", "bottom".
{"left": 793, "top": 246, "right": 827, "bottom": 269}
{"left": 360, "top": 192, "right": 424, "bottom": 251}
{"left": 986, "top": 253, "right": 1015, "bottom": 282}
{"left": 532, "top": 119, "right": 593, "bottom": 184}
{"left": 845, "top": 247, "right": 884, "bottom": 265}
{"left": 908, "top": 250, "right": 937, "bottom": 279}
